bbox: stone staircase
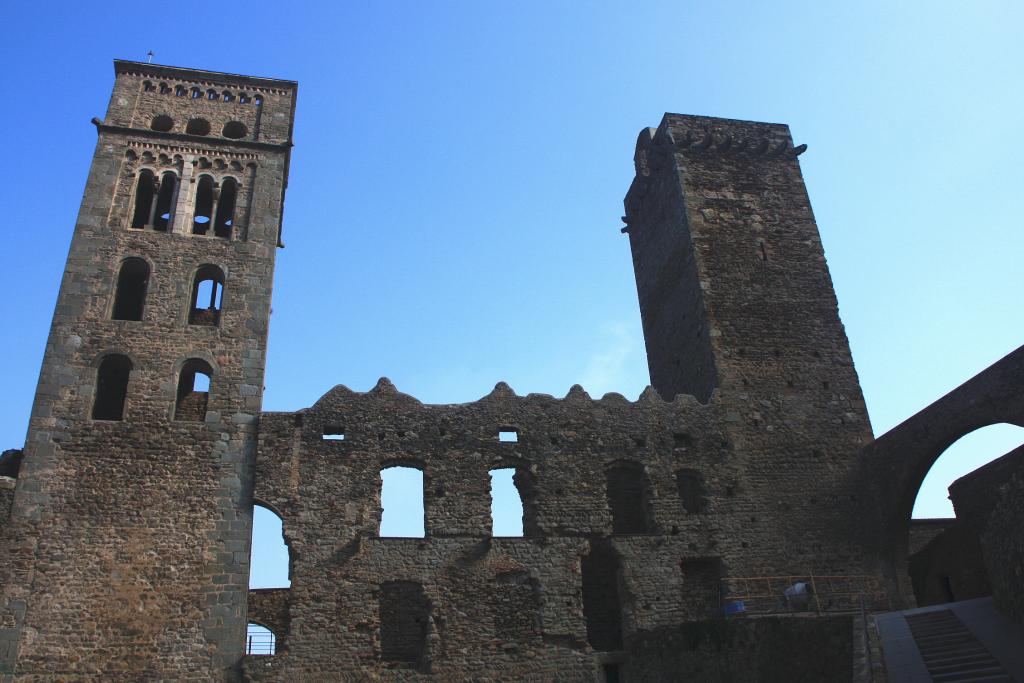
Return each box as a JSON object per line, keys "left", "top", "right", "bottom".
{"left": 904, "top": 609, "right": 1012, "bottom": 682}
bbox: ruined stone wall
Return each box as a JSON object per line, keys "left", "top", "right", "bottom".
{"left": 907, "top": 525, "right": 989, "bottom": 606}
{"left": 908, "top": 518, "right": 956, "bottom": 556}
{"left": 979, "top": 471, "right": 1024, "bottom": 621}
{"left": 0, "top": 61, "right": 295, "bottom": 681}
{"left": 950, "top": 447, "right": 1024, "bottom": 621}
{"left": 243, "top": 369, "right": 876, "bottom": 680}
{"left": 624, "top": 616, "right": 854, "bottom": 682}
{"left": 0, "top": 478, "right": 14, "bottom": 521}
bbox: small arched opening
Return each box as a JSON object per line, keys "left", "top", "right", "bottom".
{"left": 192, "top": 175, "right": 215, "bottom": 235}
{"left": 111, "top": 258, "right": 150, "bottom": 321}
{"left": 186, "top": 118, "right": 211, "bottom": 136}
{"left": 130, "top": 170, "right": 156, "bottom": 229}
{"left": 189, "top": 265, "right": 225, "bottom": 326}
{"left": 150, "top": 115, "right": 173, "bottom": 132}
{"left": 152, "top": 171, "right": 177, "bottom": 231}
{"left": 380, "top": 465, "right": 425, "bottom": 538}
{"left": 174, "top": 358, "right": 213, "bottom": 421}
{"left": 222, "top": 121, "right": 247, "bottom": 140}
{"left": 213, "top": 177, "right": 238, "bottom": 238}
{"left": 92, "top": 354, "right": 132, "bottom": 421}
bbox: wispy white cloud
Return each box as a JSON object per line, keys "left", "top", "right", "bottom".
{"left": 579, "top": 322, "right": 642, "bottom": 397}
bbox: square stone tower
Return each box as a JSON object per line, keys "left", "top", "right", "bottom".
{"left": 0, "top": 61, "right": 295, "bottom": 680}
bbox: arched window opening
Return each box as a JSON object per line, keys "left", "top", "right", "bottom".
{"left": 112, "top": 258, "right": 150, "bottom": 321}
{"left": 222, "top": 121, "right": 248, "bottom": 140}
{"left": 912, "top": 424, "right": 1024, "bottom": 518}
{"left": 906, "top": 423, "right": 1024, "bottom": 608}
{"left": 489, "top": 467, "right": 539, "bottom": 537}
{"left": 130, "top": 170, "right": 155, "bottom": 229}
{"left": 213, "top": 177, "right": 238, "bottom": 238}
{"left": 189, "top": 265, "right": 224, "bottom": 326}
{"left": 207, "top": 89, "right": 218, "bottom": 100}
{"left": 92, "top": 354, "right": 132, "bottom": 421}
{"left": 175, "top": 85, "right": 186, "bottom": 97}
{"left": 175, "top": 358, "right": 213, "bottom": 421}
{"left": 152, "top": 172, "right": 177, "bottom": 231}
{"left": 142, "top": 80, "right": 154, "bottom": 92}
{"left": 223, "top": 91, "right": 234, "bottom": 102}
{"left": 606, "top": 461, "right": 654, "bottom": 533}
{"left": 676, "top": 470, "right": 706, "bottom": 515}
{"left": 380, "top": 466, "right": 425, "bottom": 538}
{"left": 249, "top": 504, "right": 291, "bottom": 589}
{"left": 246, "top": 623, "right": 276, "bottom": 656}
{"left": 190, "top": 87, "right": 201, "bottom": 99}
{"left": 150, "top": 114, "right": 173, "bottom": 132}
{"left": 254, "top": 95, "right": 263, "bottom": 106}
{"left": 186, "top": 118, "right": 211, "bottom": 136}
{"left": 582, "top": 543, "right": 623, "bottom": 651}
{"left": 379, "top": 581, "right": 429, "bottom": 663}
{"left": 192, "top": 176, "right": 215, "bottom": 235}
{"left": 239, "top": 92, "right": 250, "bottom": 104}
{"left": 159, "top": 82, "right": 171, "bottom": 94}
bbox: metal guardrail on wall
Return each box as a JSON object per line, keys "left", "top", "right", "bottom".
{"left": 246, "top": 630, "right": 276, "bottom": 656}
{"left": 720, "top": 574, "right": 891, "bottom": 616}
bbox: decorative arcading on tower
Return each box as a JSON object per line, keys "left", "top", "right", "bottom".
{"left": 0, "top": 61, "right": 296, "bottom": 680}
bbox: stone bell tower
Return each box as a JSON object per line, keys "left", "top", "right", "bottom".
{"left": 0, "top": 61, "right": 296, "bottom": 680}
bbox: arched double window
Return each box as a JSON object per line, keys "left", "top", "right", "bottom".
{"left": 174, "top": 359, "right": 213, "bottom": 421}
{"left": 111, "top": 258, "right": 150, "bottom": 321}
{"left": 131, "top": 170, "right": 177, "bottom": 231}
{"left": 192, "top": 176, "right": 237, "bottom": 239}
{"left": 92, "top": 354, "right": 132, "bottom": 421}
{"left": 189, "top": 265, "right": 224, "bottom": 326}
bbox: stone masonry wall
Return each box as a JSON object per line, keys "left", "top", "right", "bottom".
{"left": 624, "top": 616, "right": 854, "bottom": 682}
{"left": 950, "top": 446, "right": 1024, "bottom": 621}
{"left": 0, "top": 61, "right": 295, "bottom": 681}
{"left": 243, "top": 368, "right": 878, "bottom": 680}
{"left": 0, "top": 478, "right": 14, "bottom": 521}
{"left": 980, "top": 471, "right": 1024, "bottom": 621}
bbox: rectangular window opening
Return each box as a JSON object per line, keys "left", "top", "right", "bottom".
{"left": 499, "top": 429, "right": 519, "bottom": 443}
{"left": 323, "top": 426, "right": 345, "bottom": 441}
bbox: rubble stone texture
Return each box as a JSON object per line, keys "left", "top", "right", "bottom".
{"left": 0, "top": 61, "right": 1020, "bottom": 681}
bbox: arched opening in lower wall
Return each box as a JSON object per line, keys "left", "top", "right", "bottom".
{"left": 905, "top": 423, "right": 1024, "bottom": 607}
{"left": 249, "top": 503, "right": 291, "bottom": 589}
{"left": 246, "top": 623, "right": 276, "bottom": 655}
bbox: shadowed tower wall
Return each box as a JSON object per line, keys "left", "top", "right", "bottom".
{"left": 0, "top": 61, "right": 295, "bottom": 680}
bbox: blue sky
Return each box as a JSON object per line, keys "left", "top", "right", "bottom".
{"left": 1, "top": 2, "right": 1022, "bottom": 587}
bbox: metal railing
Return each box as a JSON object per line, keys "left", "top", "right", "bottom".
{"left": 246, "top": 630, "right": 276, "bottom": 656}
{"left": 720, "top": 574, "right": 891, "bottom": 616}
